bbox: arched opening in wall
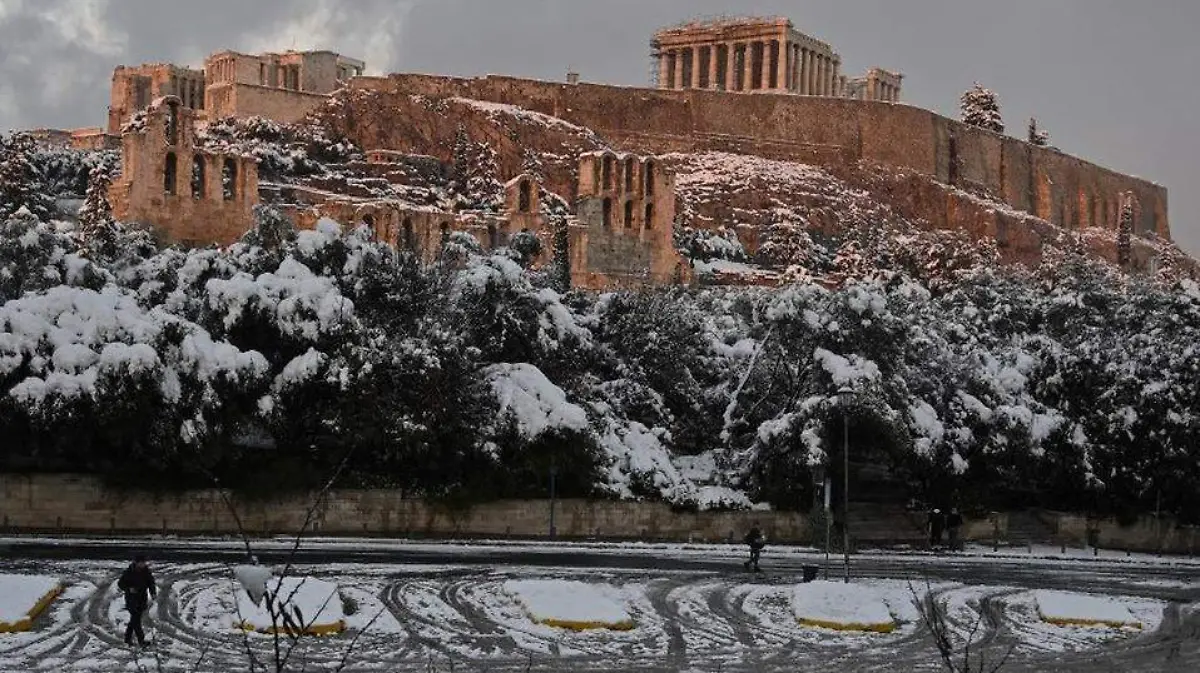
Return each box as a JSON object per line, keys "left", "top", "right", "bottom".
{"left": 403, "top": 218, "right": 414, "bottom": 249}
{"left": 602, "top": 198, "right": 612, "bottom": 228}
{"left": 163, "top": 153, "right": 177, "bottom": 195}
{"left": 440, "top": 221, "right": 450, "bottom": 247}
{"left": 623, "top": 200, "right": 634, "bottom": 228}
{"left": 222, "top": 159, "right": 237, "bottom": 200}
{"left": 487, "top": 223, "right": 499, "bottom": 249}
{"left": 191, "top": 155, "right": 206, "bottom": 199}
{"left": 644, "top": 203, "right": 654, "bottom": 229}
{"left": 362, "top": 213, "right": 376, "bottom": 238}
{"left": 518, "top": 179, "right": 532, "bottom": 212}
{"left": 602, "top": 155, "right": 614, "bottom": 191}
{"left": 165, "top": 101, "right": 179, "bottom": 145}
{"left": 644, "top": 160, "right": 655, "bottom": 196}
{"left": 624, "top": 157, "right": 635, "bottom": 192}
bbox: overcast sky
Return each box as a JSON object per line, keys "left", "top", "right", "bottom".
{"left": 1, "top": 0, "right": 1196, "bottom": 256}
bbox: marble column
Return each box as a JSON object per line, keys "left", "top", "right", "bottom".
{"left": 761, "top": 41, "right": 773, "bottom": 90}
{"left": 797, "top": 48, "right": 806, "bottom": 93}
{"left": 817, "top": 57, "right": 826, "bottom": 96}
{"left": 782, "top": 42, "right": 790, "bottom": 90}
{"left": 805, "top": 50, "right": 815, "bottom": 94}
{"left": 674, "top": 50, "right": 684, "bottom": 89}
{"left": 657, "top": 52, "right": 669, "bottom": 89}
{"left": 774, "top": 40, "right": 784, "bottom": 91}
{"left": 832, "top": 60, "right": 840, "bottom": 96}
{"left": 689, "top": 48, "right": 701, "bottom": 89}
{"left": 739, "top": 42, "right": 748, "bottom": 91}
{"left": 724, "top": 43, "right": 736, "bottom": 91}
{"left": 792, "top": 45, "right": 800, "bottom": 92}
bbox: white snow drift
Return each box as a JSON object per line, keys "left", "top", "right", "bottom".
{"left": 791, "top": 581, "right": 896, "bottom": 633}
{"left": 503, "top": 579, "right": 633, "bottom": 631}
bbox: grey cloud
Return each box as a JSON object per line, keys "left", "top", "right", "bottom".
{"left": 0, "top": 0, "right": 1195, "bottom": 255}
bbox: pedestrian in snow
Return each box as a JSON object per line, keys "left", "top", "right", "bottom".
{"left": 118, "top": 554, "right": 157, "bottom": 647}
{"left": 744, "top": 524, "right": 766, "bottom": 572}
{"left": 928, "top": 508, "right": 945, "bottom": 549}
{"left": 947, "top": 508, "right": 965, "bottom": 551}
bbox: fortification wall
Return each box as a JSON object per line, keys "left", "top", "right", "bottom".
{"left": 206, "top": 83, "right": 329, "bottom": 124}
{"left": 353, "top": 74, "right": 1169, "bottom": 240}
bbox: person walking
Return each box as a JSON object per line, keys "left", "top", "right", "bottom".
{"left": 743, "top": 524, "right": 766, "bottom": 572}
{"left": 927, "top": 508, "right": 945, "bottom": 549}
{"left": 118, "top": 554, "right": 157, "bottom": 647}
{"left": 946, "top": 508, "right": 965, "bottom": 552}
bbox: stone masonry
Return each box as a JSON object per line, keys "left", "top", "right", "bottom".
{"left": 109, "top": 96, "right": 259, "bottom": 246}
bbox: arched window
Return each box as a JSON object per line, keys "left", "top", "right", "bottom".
{"left": 222, "top": 158, "right": 237, "bottom": 200}
{"left": 623, "top": 200, "right": 634, "bottom": 228}
{"left": 624, "top": 158, "right": 634, "bottom": 192}
{"left": 644, "top": 203, "right": 654, "bottom": 229}
{"left": 644, "top": 160, "right": 655, "bottom": 196}
{"left": 191, "top": 155, "right": 206, "bottom": 199}
{"left": 602, "top": 198, "right": 612, "bottom": 228}
{"left": 362, "top": 213, "right": 376, "bottom": 237}
{"left": 403, "top": 218, "right": 414, "bottom": 249}
{"left": 163, "top": 152, "right": 177, "bottom": 195}
{"left": 487, "top": 223, "right": 499, "bottom": 249}
{"left": 602, "top": 155, "right": 614, "bottom": 191}
{"left": 518, "top": 179, "right": 532, "bottom": 213}
{"left": 165, "top": 101, "right": 179, "bottom": 145}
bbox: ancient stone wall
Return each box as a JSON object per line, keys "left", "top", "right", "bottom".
{"left": 351, "top": 75, "right": 1169, "bottom": 241}
{"left": 109, "top": 97, "right": 258, "bottom": 246}
{"left": 205, "top": 83, "right": 329, "bottom": 124}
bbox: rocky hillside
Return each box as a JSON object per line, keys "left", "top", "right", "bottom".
{"left": 306, "top": 89, "right": 1196, "bottom": 285}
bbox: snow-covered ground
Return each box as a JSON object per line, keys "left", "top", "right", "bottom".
{"left": 0, "top": 574, "right": 61, "bottom": 631}
{"left": 504, "top": 579, "right": 633, "bottom": 630}
{"left": 234, "top": 576, "right": 345, "bottom": 634}
{"left": 791, "top": 581, "right": 896, "bottom": 632}
{"left": 0, "top": 559, "right": 1187, "bottom": 672}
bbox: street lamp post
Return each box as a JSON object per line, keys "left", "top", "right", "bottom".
{"left": 549, "top": 461, "right": 559, "bottom": 539}
{"left": 836, "top": 388, "right": 857, "bottom": 583}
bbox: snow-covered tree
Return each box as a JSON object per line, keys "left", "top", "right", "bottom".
{"left": 78, "top": 161, "right": 115, "bottom": 245}
{"left": 0, "top": 132, "right": 56, "bottom": 221}
{"left": 1117, "top": 196, "right": 1134, "bottom": 269}
{"left": 960, "top": 83, "right": 1004, "bottom": 134}
{"left": 451, "top": 126, "right": 503, "bottom": 211}
{"left": 509, "top": 229, "right": 543, "bottom": 267}
{"left": 1028, "top": 117, "right": 1050, "bottom": 147}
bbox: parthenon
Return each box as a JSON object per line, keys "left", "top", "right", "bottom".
{"left": 651, "top": 16, "right": 900, "bottom": 102}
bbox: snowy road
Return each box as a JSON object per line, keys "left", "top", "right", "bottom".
{"left": 0, "top": 540, "right": 1198, "bottom": 672}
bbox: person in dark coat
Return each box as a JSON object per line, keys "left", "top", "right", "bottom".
{"left": 927, "top": 508, "right": 945, "bottom": 548}
{"left": 946, "top": 508, "right": 965, "bottom": 551}
{"left": 743, "top": 525, "right": 766, "bottom": 572}
{"left": 117, "top": 554, "right": 156, "bottom": 646}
